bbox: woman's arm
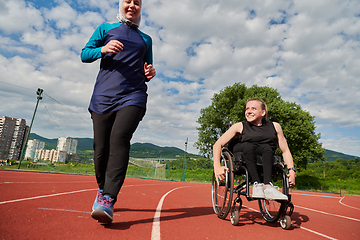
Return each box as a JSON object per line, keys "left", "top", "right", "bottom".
{"left": 81, "top": 23, "right": 122, "bottom": 63}
{"left": 213, "top": 122, "right": 243, "bottom": 181}
{"left": 273, "top": 122, "right": 296, "bottom": 187}
{"left": 81, "top": 25, "right": 106, "bottom": 63}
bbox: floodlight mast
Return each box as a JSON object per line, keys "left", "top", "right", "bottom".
{"left": 182, "top": 137, "right": 188, "bottom": 181}
{"left": 18, "top": 88, "right": 43, "bottom": 169}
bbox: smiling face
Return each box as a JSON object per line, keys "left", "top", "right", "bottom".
{"left": 245, "top": 100, "right": 266, "bottom": 125}
{"left": 122, "top": 0, "right": 141, "bottom": 21}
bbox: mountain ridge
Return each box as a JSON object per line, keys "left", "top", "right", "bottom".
{"left": 29, "top": 133, "right": 200, "bottom": 159}
{"left": 29, "top": 133, "right": 359, "bottom": 161}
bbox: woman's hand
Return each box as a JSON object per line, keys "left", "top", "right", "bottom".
{"left": 144, "top": 62, "right": 156, "bottom": 81}
{"left": 214, "top": 165, "right": 229, "bottom": 183}
{"left": 287, "top": 171, "right": 296, "bottom": 187}
{"left": 101, "top": 40, "right": 124, "bottom": 55}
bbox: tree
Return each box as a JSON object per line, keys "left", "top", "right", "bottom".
{"left": 194, "top": 83, "right": 325, "bottom": 170}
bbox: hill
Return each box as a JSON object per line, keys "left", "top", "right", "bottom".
{"left": 29, "top": 133, "right": 92, "bottom": 151}
{"left": 29, "top": 133, "right": 200, "bottom": 159}
{"left": 29, "top": 133, "right": 58, "bottom": 150}
{"left": 323, "top": 149, "right": 358, "bottom": 162}
{"left": 130, "top": 142, "right": 201, "bottom": 158}
{"left": 29, "top": 133, "right": 359, "bottom": 160}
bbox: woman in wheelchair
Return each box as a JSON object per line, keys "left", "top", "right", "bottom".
{"left": 213, "top": 98, "right": 296, "bottom": 200}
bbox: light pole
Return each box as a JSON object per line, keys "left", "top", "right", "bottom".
{"left": 182, "top": 137, "right": 188, "bottom": 181}
{"left": 18, "top": 88, "right": 43, "bottom": 169}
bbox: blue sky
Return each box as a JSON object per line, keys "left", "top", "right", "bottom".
{"left": 0, "top": 0, "right": 360, "bottom": 157}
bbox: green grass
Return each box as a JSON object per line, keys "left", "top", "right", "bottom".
{"left": 0, "top": 161, "right": 95, "bottom": 175}
{"left": 126, "top": 165, "right": 213, "bottom": 182}
{"left": 293, "top": 172, "right": 360, "bottom": 195}
{"left": 0, "top": 162, "right": 213, "bottom": 183}
{"left": 1, "top": 161, "right": 359, "bottom": 195}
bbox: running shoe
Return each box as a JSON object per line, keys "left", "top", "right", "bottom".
{"left": 264, "top": 183, "right": 288, "bottom": 200}
{"left": 252, "top": 182, "right": 265, "bottom": 198}
{"left": 92, "top": 189, "right": 103, "bottom": 211}
{"left": 91, "top": 195, "right": 114, "bottom": 223}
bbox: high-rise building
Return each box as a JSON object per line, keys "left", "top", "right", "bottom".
{"left": 0, "top": 116, "right": 28, "bottom": 160}
{"left": 34, "top": 149, "right": 67, "bottom": 163}
{"left": 25, "top": 139, "right": 45, "bottom": 160}
{"left": 56, "top": 137, "right": 78, "bottom": 154}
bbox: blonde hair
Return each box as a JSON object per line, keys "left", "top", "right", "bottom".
{"left": 246, "top": 98, "right": 268, "bottom": 121}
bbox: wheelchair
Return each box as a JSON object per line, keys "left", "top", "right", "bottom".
{"left": 211, "top": 147, "right": 294, "bottom": 230}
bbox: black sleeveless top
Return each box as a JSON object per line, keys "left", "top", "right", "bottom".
{"left": 239, "top": 121, "right": 277, "bottom": 151}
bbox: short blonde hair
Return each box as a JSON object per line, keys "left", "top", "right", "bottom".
{"left": 246, "top": 98, "right": 268, "bottom": 121}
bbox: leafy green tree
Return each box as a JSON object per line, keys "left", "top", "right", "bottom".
{"left": 194, "top": 83, "right": 325, "bottom": 170}
{"left": 195, "top": 157, "right": 213, "bottom": 169}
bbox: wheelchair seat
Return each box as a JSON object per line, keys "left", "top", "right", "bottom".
{"left": 232, "top": 151, "right": 284, "bottom": 177}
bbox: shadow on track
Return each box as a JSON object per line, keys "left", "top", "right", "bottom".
{"left": 290, "top": 211, "right": 310, "bottom": 226}
{"left": 103, "top": 207, "right": 214, "bottom": 230}
{"left": 214, "top": 209, "right": 309, "bottom": 231}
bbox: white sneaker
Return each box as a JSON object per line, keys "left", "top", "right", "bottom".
{"left": 264, "top": 183, "right": 288, "bottom": 200}
{"left": 252, "top": 182, "right": 265, "bottom": 198}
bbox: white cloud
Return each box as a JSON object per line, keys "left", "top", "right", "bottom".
{"left": 0, "top": 0, "right": 43, "bottom": 33}
{"left": 43, "top": 2, "right": 78, "bottom": 29}
{"left": 320, "top": 137, "right": 360, "bottom": 157}
{"left": 0, "top": 0, "right": 360, "bottom": 156}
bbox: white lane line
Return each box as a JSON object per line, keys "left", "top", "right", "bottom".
{"left": 242, "top": 205, "right": 338, "bottom": 240}
{"left": 242, "top": 205, "right": 259, "bottom": 212}
{"left": 0, "top": 188, "right": 97, "bottom": 205}
{"left": 39, "top": 207, "right": 91, "bottom": 214}
{"left": 292, "top": 224, "right": 338, "bottom": 240}
{"left": 151, "top": 186, "right": 188, "bottom": 240}
{"left": 0, "top": 183, "right": 171, "bottom": 205}
{"left": 339, "top": 196, "right": 360, "bottom": 211}
{"left": 123, "top": 183, "right": 171, "bottom": 188}
{"left": 38, "top": 207, "right": 121, "bottom": 216}
{"left": 296, "top": 205, "right": 360, "bottom": 222}
{"left": 0, "top": 181, "right": 94, "bottom": 184}
{"left": 290, "top": 192, "right": 342, "bottom": 199}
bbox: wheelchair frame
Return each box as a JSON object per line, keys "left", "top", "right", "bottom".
{"left": 211, "top": 148, "right": 294, "bottom": 229}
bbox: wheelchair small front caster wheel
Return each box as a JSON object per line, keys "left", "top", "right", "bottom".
{"left": 280, "top": 215, "right": 291, "bottom": 230}
{"left": 230, "top": 209, "right": 239, "bottom": 226}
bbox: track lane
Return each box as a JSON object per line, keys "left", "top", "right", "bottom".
{"left": 1, "top": 170, "right": 359, "bottom": 239}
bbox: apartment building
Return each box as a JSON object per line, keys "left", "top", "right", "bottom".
{"left": 25, "top": 139, "right": 45, "bottom": 160}
{"left": 0, "top": 116, "right": 28, "bottom": 160}
{"left": 34, "top": 149, "right": 67, "bottom": 163}
{"left": 57, "top": 137, "right": 78, "bottom": 154}
{"left": 33, "top": 137, "right": 79, "bottom": 163}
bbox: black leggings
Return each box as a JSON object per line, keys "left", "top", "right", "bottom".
{"left": 233, "top": 142, "right": 274, "bottom": 184}
{"left": 91, "top": 106, "right": 146, "bottom": 202}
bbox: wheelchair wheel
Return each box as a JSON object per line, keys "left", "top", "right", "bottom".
{"left": 230, "top": 197, "right": 242, "bottom": 226}
{"left": 258, "top": 171, "right": 287, "bottom": 223}
{"left": 258, "top": 198, "right": 286, "bottom": 223}
{"left": 230, "top": 208, "right": 240, "bottom": 226}
{"left": 211, "top": 151, "right": 234, "bottom": 219}
{"left": 280, "top": 215, "right": 292, "bottom": 230}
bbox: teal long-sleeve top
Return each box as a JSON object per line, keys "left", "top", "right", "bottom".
{"left": 81, "top": 22, "right": 153, "bottom": 114}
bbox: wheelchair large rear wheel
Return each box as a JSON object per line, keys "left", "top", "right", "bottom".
{"left": 211, "top": 151, "right": 234, "bottom": 219}
{"left": 258, "top": 170, "right": 287, "bottom": 223}
{"left": 258, "top": 198, "right": 286, "bottom": 223}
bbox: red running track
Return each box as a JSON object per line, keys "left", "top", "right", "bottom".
{"left": 0, "top": 170, "right": 359, "bottom": 239}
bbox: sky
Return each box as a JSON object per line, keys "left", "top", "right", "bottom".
{"left": 0, "top": 0, "right": 359, "bottom": 157}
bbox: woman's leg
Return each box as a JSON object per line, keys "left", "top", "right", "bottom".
{"left": 103, "top": 106, "right": 146, "bottom": 202}
{"left": 254, "top": 144, "right": 273, "bottom": 184}
{"left": 91, "top": 111, "right": 116, "bottom": 190}
{"left": 255, "top": 144, "right": 288, "bottom": 200}
{"left": 233, "top": 142, "right": 260, "bottom": 183}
